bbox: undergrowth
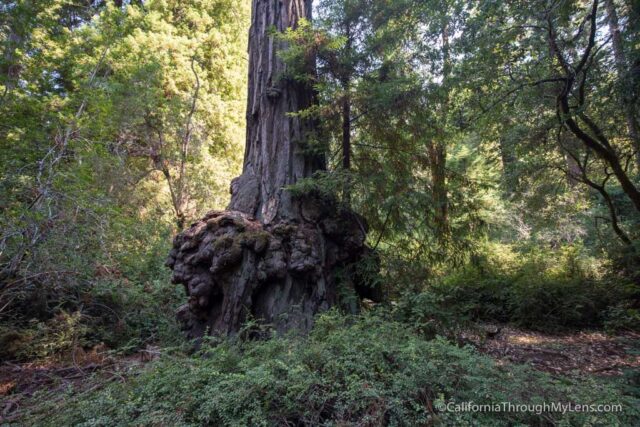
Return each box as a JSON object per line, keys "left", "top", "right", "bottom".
{"left": 400, "top": 243, "right": 640, "bottom": 333}
{"left": 21, "top": 310, "right": 640, "bottom": 426}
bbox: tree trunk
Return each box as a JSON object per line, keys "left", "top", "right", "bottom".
{"left": 560, "top": 134, "right": 583, "bottom": 188}
{"left": 1, "top": 28, "right": 23, "bottom": 93}
{"left": 429, "top": 22, "right": 451, "bottom": 239}
{"left": 341, "top": 78, "right": 351, "bottom": 172}
{"left": 341, "top": 20, "right": 353, "bottom": 204}
{"left": 228, "top": 0, "right": 324, "bottom": 222}
{"left": 604, "top": 0, "right": 640, "bottom": 169}
{"left": 166, "top": 0, "right": 372, "bottom": 340}
{"left": 428, "top": 141, "right": 448, "bottom": 237}
{"left": 341, "top": 78, "right": 351, "bottom": 204}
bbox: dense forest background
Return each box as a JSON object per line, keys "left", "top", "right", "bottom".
{"left": 1, "top": 0, "right": 249, "bottom": 358}
{"left": 1, "top": 0, "right": 639, "bottom": 425}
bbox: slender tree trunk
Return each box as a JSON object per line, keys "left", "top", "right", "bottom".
{"left": 564, "top": 153, "right": 582, "bottom": 188}
{"left": 604, "top": 0, "right": 640, "bottom": 169}
{"left": 498, "top": 139, "right": 520, "bottom": 192}
{"left": 429, "top": 22, "right": 451, "bottom": 239}
{"left": 342, "top": 88, "right": 351, "bottom": 172}
{"left": 339, "top": 19, "right": 353, "bottom": 205}
{"left": 341, "top": 77, "right": 352, "bottom": 204}
{"left": 560, "top": 134, "right": 583, "bottom": 188}
{"left": 167, "top": 0, "right": 372, "bottom": 340}
{"left": 1, "top": 28, "right": 22, "bottom": 94}
{"left": 497, "top": 118, "right": 520, "bottom": 193}
{"left": 428, "top": 141, "right": 448, "bottom": 236}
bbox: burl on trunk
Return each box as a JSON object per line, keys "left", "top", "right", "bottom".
{"left": 166, "top": 0, "right": 372, "bottom": 339}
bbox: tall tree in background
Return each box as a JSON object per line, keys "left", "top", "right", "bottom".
{"left": 273, "top": 0, "right": 487, "bottom": 278}
{"left": 461, "top": 0, "right": 639, "bottom": 248}
{"left": 604, "top": 0, "right": 640, "bottom": 169}
{"left": 167, "top": 0, "right": 373, "bottom": 339}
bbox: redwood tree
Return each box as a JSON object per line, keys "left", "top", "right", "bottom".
{"left": 166, "top": 0, "right": 372, "bottom": 339}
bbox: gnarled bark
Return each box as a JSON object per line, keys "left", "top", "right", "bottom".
{"left": 166, "top": 0, "right": 375, "bottom": 339}
{"left": 167, "top": 204, "right": 369, "bottom": 338}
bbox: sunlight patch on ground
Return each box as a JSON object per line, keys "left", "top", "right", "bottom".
{"left": 0, "top": 380, "right": 16, "bottom": 395}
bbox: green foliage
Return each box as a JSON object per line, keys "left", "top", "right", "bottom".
{"left": 26, "top": 311, "right": 640, "bottom": 426}
{"left": 1, "top": 3, "right": 639, "bottom": 424}
{"left": 85, "top": 276, "right": 184, "bottom": 351}
{"left": 0, "top": 311, "right": 87, "bottom": 361}
{"left": 0, "top": 0, "right": 249, "bottom": 361}
{"left": 604, "top": 305, "right": 640, "bottom": 333}
{"left": 401, "top": 243, "right": 638, "bottom": 332}
{"left": 279, "top": 0, "right": 640, "bottom": 293}
{"left": 0, "top": 271, "right": 183, "bottom": 361}
{"left": 278, "top": 0, "right": 490, "bottom": 278}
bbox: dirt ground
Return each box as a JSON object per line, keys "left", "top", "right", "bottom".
{"left": 0, "top": 345, "right": 159, "bottom": 424}
{"left": 471, "top": 325, "right": 640, "bottom": 376}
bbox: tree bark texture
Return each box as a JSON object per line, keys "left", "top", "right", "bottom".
{"left": 228, "top": 0, "right": 324, "bottom": 223}
{"left": 166, "top": 0, "right": 374, "bottom": 340}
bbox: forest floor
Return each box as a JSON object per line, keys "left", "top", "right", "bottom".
{"left": 0, "top": 345, "right": 160, "bottom": 424}
{"left": 1, "top": 327, "right": 639, "bottom": 423}
{"left": 472, "top": 325, "right": 640, "bottom": 376}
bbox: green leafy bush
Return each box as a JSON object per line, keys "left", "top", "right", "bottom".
{"left": 604, "top": 304, "right": 640, "bottom": 333}
{"left": 82, "top": 276, "right": 184, "bottom": 351}
{"left": 26, "top": 311, "right": 639, "bottom": 426}
{"left": 405, "top": 243, "right": 638, "bottom": 331}
{"left": 0, "top": 0, "right": 247, "bottom": 362}
{"left": 0, "top": 220, "right": 183, "bottom": 361}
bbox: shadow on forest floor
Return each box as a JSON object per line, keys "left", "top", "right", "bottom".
{"left": 0, "top": 345, "right": 159, "bottom": 424}
{"left": 469, "top": 325, "right": 640, "bottom": 376}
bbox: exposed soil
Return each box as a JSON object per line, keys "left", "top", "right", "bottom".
{"left": 0, "top": 345, "right": 159, "bottom": 424}
{"left": 471, "top": 325, "right": 640, "bottom": 376}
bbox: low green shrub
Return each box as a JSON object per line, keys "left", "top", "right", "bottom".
{"left": 82, "top": 276, "right": 184, "bottom": 351}
{"left": 408, "top": 243, "right": 639, "bottom": 331}
{"left": 0, "top": 219, "right": 183, "bottom": 361}
{"left": 604, "top": 304, "right": 640, "bottom": 333}
{"left": 25, "top": 311, "right": 640, "bottom": 426}
{"left": 0, "top": 275, "right": 183, "bottom": 361}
